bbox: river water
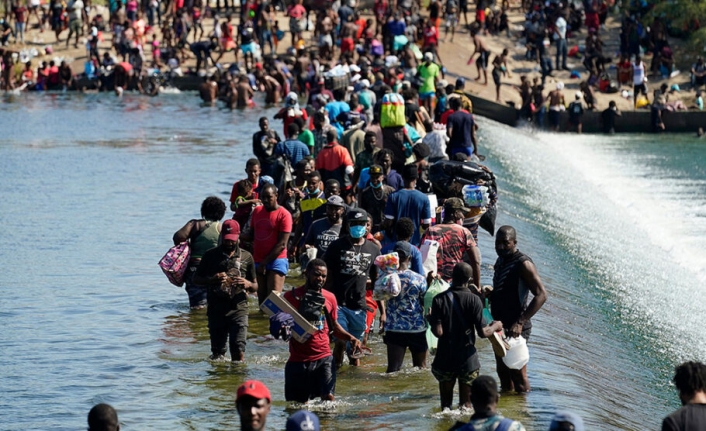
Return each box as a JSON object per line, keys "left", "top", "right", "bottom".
{"left": 1, "top": 92, "right": 703, "bottom": 430}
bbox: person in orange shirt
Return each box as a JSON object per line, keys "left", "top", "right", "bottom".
{"left": 315, "top": 129, "right": 355, "bottom": 190}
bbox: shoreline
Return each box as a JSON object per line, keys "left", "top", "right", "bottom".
{"left": 3, "top": 2, "right": 704, "bottom": 133}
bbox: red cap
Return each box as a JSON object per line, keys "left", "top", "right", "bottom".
{"left": 236, "top": 380, "right": 271, "bottom": 402}
{"left": 222, "top": 219, "right": 241, "bottom": 242}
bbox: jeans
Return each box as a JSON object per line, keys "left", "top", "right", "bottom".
{"left": 555, "top": 38, "right": 567, "bottom": 69}
{"left": 15, "top": 22, "right": 25, "bottom": 43}
{"left": 147, "top": 6, "right": 161, "bottom": 27}
{"left": 540, "top": 56, "right": 553, "bottom": 84}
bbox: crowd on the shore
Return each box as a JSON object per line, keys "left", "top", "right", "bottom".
{"left": 1, "top": 0, "right": 705, "bottom": 136}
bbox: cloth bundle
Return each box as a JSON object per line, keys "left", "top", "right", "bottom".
{"left": 373, "top": 253, "right": 402, "bottom": 301}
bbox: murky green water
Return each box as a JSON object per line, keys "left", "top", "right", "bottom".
{"left": 1, "top": 92, "right": 701, "bottom": 430}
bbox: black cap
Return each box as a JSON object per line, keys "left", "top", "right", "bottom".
{"left": 369, "top": 164, "right": 384, "bottom": 176}
{"left": 346, "top": 208, "right": 368, "bottom": 223}
{"left": 393, "top": 241, "right": 412, "bottom": 259}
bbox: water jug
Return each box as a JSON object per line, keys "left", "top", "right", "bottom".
{"left": 502, "top": 336, "right": 530, "bottom": 370}
{"left": 463, "top": 185, "right": 484, "bottom": 208}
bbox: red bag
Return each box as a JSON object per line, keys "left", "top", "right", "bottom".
{"left": 158, "top": 242, "right": 191, "bottom": 287}
{"left": 568, "top": 45, "right": 579, "bottom": 57}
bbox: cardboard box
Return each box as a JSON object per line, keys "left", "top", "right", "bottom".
{"left": 260, "top": 291, "right": 318, "bottom": 343}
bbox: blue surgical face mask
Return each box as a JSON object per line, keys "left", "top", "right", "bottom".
{"left": 349, "top": 225, "right": 367, "bottom": 239}
{"left": 371, "top": 181, "right": 382, "bottom": 189}
{"left": 308, "top": 188, "right": 320, "bottom": 195}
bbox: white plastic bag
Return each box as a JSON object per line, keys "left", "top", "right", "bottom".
{"left": 420, "top": 239, "right": 439, "bottom": 277}
{"left": 502, "top": 336, "right": 530, "bottom": 370}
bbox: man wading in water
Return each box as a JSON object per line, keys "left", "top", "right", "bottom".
{"left": 488, "top": 225, "right": 547, "bottom": 393}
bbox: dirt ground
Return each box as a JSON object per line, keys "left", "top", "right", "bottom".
{"left": 3, "top": 2, "right": 698, "bottom": 111}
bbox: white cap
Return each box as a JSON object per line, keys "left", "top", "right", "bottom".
{"left": 556, "top": 81, "right": 564, "bottom": 90}
{"left": 575, "top": 91, "right": 583, "bottom": 99}
{"left": 360, "top": 79, "right": 370, "bottom": 88}
{"left": 424, "top": 52, "right": 434, "bottom": 62}
{"left": 349, "top": 64, "right": 361, "bottom": 73}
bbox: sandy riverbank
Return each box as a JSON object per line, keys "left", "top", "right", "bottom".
{"left": 3, "top": 2, "right": 699, "bottom": 113}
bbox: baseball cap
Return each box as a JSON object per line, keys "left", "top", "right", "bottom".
{"left": 327, "top": 195, "right": 345, "bottom": 207}
{"left": 455, "top": 77, "right": 466, "bottom": 88}
{"left": 444, "top": 197, "right": 470, "bottom": 213}
{"left": 360, "top": 79, "right": 371, "bottom": 88}
{"left": 346, "top": 208, "right": 368, "bottom": 223}
{"left": 549, "top": 411, "right": 585, "bottom": 431}
{"left": 424, "top": 52, "right": 434, "bottom": 62}
{"left": 369, "top": 164, "right": 384, "bottom": 176}
{"left": 222, "top": 219, "right": 241, "bottom": 242}
{"left": 286, "top": 410, "right": 320, "bottom": 431}
{"left": 236, "top": 380, "right": 271, "bottom": 403}
{"left": 393, "top": 241, "right": 412, "bottom": 259}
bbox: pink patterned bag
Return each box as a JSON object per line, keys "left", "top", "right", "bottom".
{"left": 158, "top": 242, "right": 191, "bottom": 287}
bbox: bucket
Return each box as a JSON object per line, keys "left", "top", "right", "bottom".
{"left": 502, "top": 336, "right": 530, "bottom": 370}
{"left": 463, "top": 185, "right": 487, "bottom": 208}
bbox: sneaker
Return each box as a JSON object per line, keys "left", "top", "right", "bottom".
{"left": 489, "top": 331, "right": 509, "bottom": 358}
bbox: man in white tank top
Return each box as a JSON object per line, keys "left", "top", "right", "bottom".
{"left": 633, "top": 55, "right": 648, "bottom": 108}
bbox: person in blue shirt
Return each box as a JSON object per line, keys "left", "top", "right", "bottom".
{"left": 325, "top": 88, "right": 351, "bottom": 138}
{"left": 274, "top": 123, "right": 311, "bottom": 166}
{"left": 380, "top": 218, "right": 424, "bottom": 275}
{"left": 383, "top": 164, "right": 432, "bottom": 246}
{"left": 357, "top": 149, "right": 404, "bottom": 191}
{"left": 382, "top": 241, "right": 428, "bottom": 373}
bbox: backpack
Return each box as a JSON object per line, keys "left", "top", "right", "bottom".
{"left": 380, "top": 93, "right": 406, "bottom": 128}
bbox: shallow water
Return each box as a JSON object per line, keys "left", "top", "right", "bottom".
{"left": 0, "top": 92, "right": 701, "bottom": 430}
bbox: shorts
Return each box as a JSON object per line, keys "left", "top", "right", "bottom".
{"left": 492, "top": 68, "right": 502, "bottom": 86}
{"left": 255, "top": 258, "right": 289, "bottom": 276}
{"left": 450, "top": 146, "right": 474, "bottom": 158}
{"left": 633, "top": 83, "right": 647, "bottom": 96}
{"left": 285, "top": 355, "right": 336, "bottom": 402}
{"left": 478, "top": 51, "right": 490, "bottom": 69}
{"left": 241, "top": 42, "right": 256, "bottom": 54}
{"left": 548, "top": 109, "right": 561, "bottom": 127}
{"left": 419, "top": 91, "right": 436, "bottom": 100}
{"left": 337, "top": 306, "right": 367, "bottom": 342}
{"left": 476, "top": 9, "right": 485, "bottom": 23}
{"left": 432, "top": 367, "right": 480, "bottom": 385}
{"left": 445, "top": 14, "right": 458, "bottom": 28}
{"left": 341, "top": 37, "right": 354, "bottom": 53}
{"left": 69, "top": 19, "right": 81, "bottom": 33}
{"left": 383, "top": 330, "right": 428, "bottom": 354}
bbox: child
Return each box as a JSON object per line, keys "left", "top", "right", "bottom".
{"left": 231, "top": 179, "right": 260, "bottom": 228}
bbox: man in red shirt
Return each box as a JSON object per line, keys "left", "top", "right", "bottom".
{"left": 283, "top": 259, "right": 361, "bottom": 402}
{"left": 242, "top": 183, "right": 292, "bottom": 305}
{"left": 315, "top": 129, "right": 354, "bottom": 189}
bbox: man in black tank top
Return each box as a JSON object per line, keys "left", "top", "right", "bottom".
{"left": 489, "top": 225, "right": 547, "bottom": 393}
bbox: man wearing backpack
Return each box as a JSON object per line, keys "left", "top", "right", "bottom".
{"left": 449, "top": 375, "right": 527, "bottom": 430}
{"left": 428, "top": 262, "right": 503, "bottom": 409}
{"left": 568, "top": 91, "right": 585, "bottom": 134}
